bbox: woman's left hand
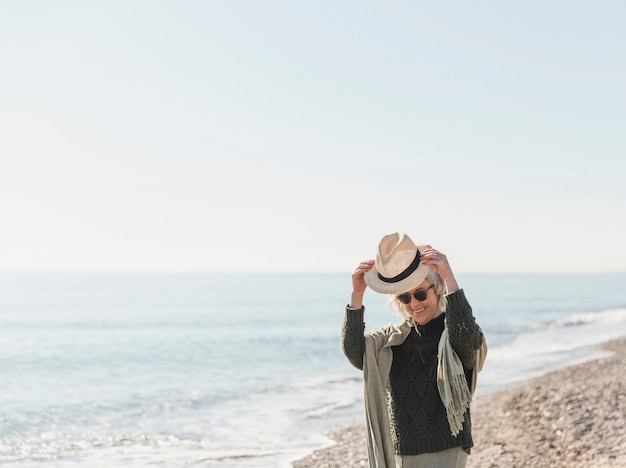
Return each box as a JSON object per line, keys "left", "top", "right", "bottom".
{"left": 419, "top": 248, "right": 460, "bottom": 293}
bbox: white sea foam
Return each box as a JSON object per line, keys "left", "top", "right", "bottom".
{"left": 553, "top": 307, "right": 626, "bottom": 327}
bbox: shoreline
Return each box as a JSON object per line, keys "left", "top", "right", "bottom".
{"left": 291, "top": 337, "right": 626, "bottom": 467}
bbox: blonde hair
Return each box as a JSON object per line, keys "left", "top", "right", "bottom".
{"left": 388, "top": 268, "right": 448, "bottom": 321}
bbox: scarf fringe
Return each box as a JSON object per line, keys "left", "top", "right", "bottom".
{"left": 445, "top": 372, "right": 471, "bottom": 436}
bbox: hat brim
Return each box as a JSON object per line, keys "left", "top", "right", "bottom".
{"left": 364, "top": 244, "right": 433, "bottom": 295}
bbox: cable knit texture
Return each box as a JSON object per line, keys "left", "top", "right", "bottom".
{"left": 342, "top": 290, "right": 484, "bottom": 458}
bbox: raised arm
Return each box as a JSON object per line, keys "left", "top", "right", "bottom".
{"left": 349, "top": 259, "right": 374, "bottom": 309}
{"left": 341, "top": 260, "right": 375, "bottom": 370}
{"left": 419, "top": 248, "right": 483, "bottom": 368}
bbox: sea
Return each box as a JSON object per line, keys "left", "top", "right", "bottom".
{"left": 1, "top": 272, "right": 626, "bottom": 467}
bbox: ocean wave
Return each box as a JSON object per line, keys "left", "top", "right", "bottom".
{"left": 477, "top": 307, "right": 626, "bottom": 388}
{"left": 199, "top": 451, "right": 284, "bottom": 462}
{"left": 485, "top": 308, "right": 626, "bottom": 364}
{"left": 552, "top": 308, "right": 626, "bottom": 327}
{"left": 292, "top": 373, "right": 361, "bottom": 390}
{"left": 299, "top": 398, "right": 360, "bottom": 420}
{"left": 0, "top": 431, "right": 199, "bottom": 463}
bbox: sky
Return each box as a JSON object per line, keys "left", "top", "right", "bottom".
{"left": 1, "top": 1, "right": 625, "bottom": 273}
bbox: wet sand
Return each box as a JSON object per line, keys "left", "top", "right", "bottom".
{"left": 292, "top": 338, "right": 626, "bottom": 467}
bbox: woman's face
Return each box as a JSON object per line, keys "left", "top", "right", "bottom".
{"left": 399, "top": 279, "right": 442, "bottom": 325}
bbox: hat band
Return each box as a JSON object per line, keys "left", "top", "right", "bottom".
{"left": 377, "top": 249, "right": 421, "bottom": 284}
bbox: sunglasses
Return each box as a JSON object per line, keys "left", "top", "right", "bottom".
{"left": 396, "top": 285, "right": 434, "bottom": 304}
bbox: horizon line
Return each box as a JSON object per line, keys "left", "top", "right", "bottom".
{"left": 1, "top": 269, "right": 625, "bottom": 275}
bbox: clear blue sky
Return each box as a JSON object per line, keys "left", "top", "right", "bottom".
{"left": 1, "top": 1, "right": 625, "bottom": 273}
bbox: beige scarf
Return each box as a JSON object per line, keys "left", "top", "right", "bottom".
{"left": 437, "top": 327, "right": 487, "bottom": 436}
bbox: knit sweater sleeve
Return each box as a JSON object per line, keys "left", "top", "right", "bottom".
{"left": 445, "top": 289, "right": 484, "bottom": 369}
{"left": 341, "top": 305, "right": 366, "bottom": 370}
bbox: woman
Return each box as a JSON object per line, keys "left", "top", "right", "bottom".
{"left": 342, "top": 232, "right": 487, "bottom": 468}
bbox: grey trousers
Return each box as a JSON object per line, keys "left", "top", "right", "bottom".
{"left": 395, "top": 447, "right": 469, "bottom": 468}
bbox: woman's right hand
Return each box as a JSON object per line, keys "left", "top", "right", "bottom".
{"left": 350, "top": 260, "right": 375, "bottom": 309}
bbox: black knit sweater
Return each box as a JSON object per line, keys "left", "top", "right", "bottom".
{"left": 341, "top": 290, "right": 483, "bottom": 456}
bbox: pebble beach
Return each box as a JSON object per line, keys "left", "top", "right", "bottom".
{"left": 292, "top": 338, "right": 626, "bottom": 468}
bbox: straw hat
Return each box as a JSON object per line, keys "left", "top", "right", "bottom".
{"left": 364, "top": 232, "right": 432, "bottom": 294}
